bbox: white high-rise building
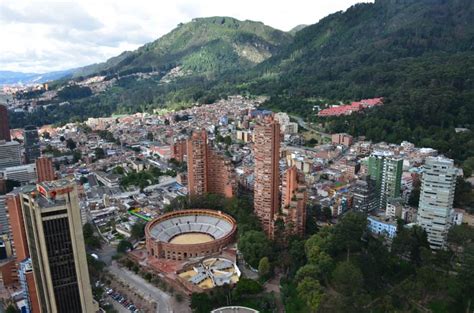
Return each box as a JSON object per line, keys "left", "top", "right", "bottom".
{"left": 417, "top": 156, "right": 458, "bottom": 249}
{"left": 0, "top": 140, "right": 21, "bottom": 170}
{"left": 1, "top": 164, "right": 37, "bottom": 184}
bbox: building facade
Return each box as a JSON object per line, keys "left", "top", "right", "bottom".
{"left": 35, "top": 157, "right": 55, "bottom": 183}
{"left": 19, "top": 180, "right": 96, "bottom": 312}
{"left": 331, "top": 133, "right": 353, "bottom": 146}
{"left": 0, "top": 105, "right": 11, "bottom": 142}
{"left": 281, "top": 166, "right": 307, "bottom": 236}
{"left": 0, "top": 140, "right": 22, "bottom": 170}
{"left": 352, "top": 176, "right": 378, "bottom": 213}
{"left": 23, "top": 126, "right": 41, "bottom": 164}
{"left": 367, "top": 215, "right": 397, "bottom": 239}
{"left": 417, "top": 157, "right": 458, "bottom": 249}
{"left": 253, "top": 116, "right": 280, "bottom": 237}
{"left": 1, "top": 164, "right": 37, "bottom": 184}
{"left": 380, "top": 157, "right": 403, "bottom": 209}
{"left": 171, "top": 138, "right": 187, "bottom": 162}
{"left": 187, "top": 130, "right": 236, "bottom": 198}
{"left": 368, "top": 153, "right": 403, "bottom": 210}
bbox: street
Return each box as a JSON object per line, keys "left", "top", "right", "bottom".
{"left": 108, "top": 262, "right": 175, "bottom": 313}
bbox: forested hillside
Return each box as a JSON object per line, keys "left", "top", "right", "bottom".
{"left": 251, "top": 0, "right": 474, "bottom": 163}
{"left": 9, "top": 0, "right": 474, "bottom": 165}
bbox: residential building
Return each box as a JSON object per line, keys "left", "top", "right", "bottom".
{"left": 171, "top": 138, "right": 187, "bottom": 162}
{"left": 0, "top": 196, "right": 8, "bottom": 236}
{"left": 281, "top": 166, "right": 307, "bottom": 236}
{"left": 18, "top": 258, "right": 40, "bottom": 313}
{"left": 0, "top": 105, "right": 11, "bottom": 142}
{"left": 385, "top": 198, "right": 404, "bottom": 219}
{"left": 332, "top": 133, "right": 353, "bottom": 146}
{"left": 367, "top": 215, "right": 397, "bottom": 239}
{"left": 187, "top": 130, "right": 236, "bottom": 198}
{"left": 23, "top": 126, "right": 41, "bottom": 164}
{"left": 380, "top": 157, "right": 403, "bottom": 209}
{"left": 254, "top": 116, "right": 280, "bottom": 237}
{"left": 36, "top": 157, "right": 55, "bottom": 183}
{"left": 352, "top": 176, "right": 378, "bottom": 213}
{"left": 0, "top": 140, "right": 22, "bottom": 170}
{"left": 368, "top": 153, "right": 403, "bottom": 209}
{"left": 19, "top": 180, "right": 96, "bottom": 312}
{"left": 417, "top": 157, "right": 458, "bottom": 249}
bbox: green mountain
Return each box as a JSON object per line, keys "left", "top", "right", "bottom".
{"left": 248, "top": 0, "right": 474, "bottom": 162}
{"left": 288, "top": 24, "right": 307, "bottom": 35}
{"left": 73, "top": 17, "right": 292, "bottom": 78}
{"left": 10, "top": 1, "right": 474, "bottom": 164}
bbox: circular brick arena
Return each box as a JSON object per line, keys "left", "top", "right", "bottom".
{"left": 145, "top": 209, "right": 237, "bottom": 261}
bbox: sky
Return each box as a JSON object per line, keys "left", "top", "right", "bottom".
{"left": 0, "top": 0, "right": 371, "bottom": 73}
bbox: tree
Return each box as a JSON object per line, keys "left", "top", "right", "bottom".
{"left": 238, "top": 230, "right": 271, "bottom": 268}
{"left": 295, "top": 264, "right": 320, "bottom": 282}
{"left": 66, "top": 138, "right": 77, "bottom": 150}
{"left": 117, "top": 240, "right": 133, "bottom": 254}
{"left": 408, "top": 179, "right": 421, "bottom": 207}
{"left": 332, "top": 212, "right": 367, "bottom": 259}
{"left": 392, "top": 225, "right": 429, "bottom": 266}
{"left": 297, "top": 277, "right": 323, "bottom": 313}
{"left": 448, "top": 224, "right": 474, "bottom": 247}
{"left": 131, "top": 222, "right": 146, "bottom": 240}
{"left": 332, "top": 261, "right": 363, "bottom": 296}
{"left": 113, "top": 166, "right": 125, "bottom": 175}
{"left": 83, "top": 223, "right": 102, "bottom": 249}
{"left": 5, "top": 305, "right": 19, "bottom": 313}
{"left": 190, "top": 293, "right": 213, "bottom": 313}
{"left": 95, "top": 147, "right": 106, "bottom": 159}
{"left": 233, "top": 278, "right": 263, "bottom": 298}
{"left": 258, "top": 257, "right": 270, "bottom": 279}
{"left": 73, "top": 150, "right": 82, "bottom": 163}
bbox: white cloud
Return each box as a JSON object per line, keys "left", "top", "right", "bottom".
{"left": 0, "top": 0, "right": 372, "bottom": 73}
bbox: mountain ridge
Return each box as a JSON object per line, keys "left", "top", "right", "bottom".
{"left": 72, "top": 16, "right": 293, "bottom": 78}
{"left": 8, "top": 3, "right": 474, "bottom": 165}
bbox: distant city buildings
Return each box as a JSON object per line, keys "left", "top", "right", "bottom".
{"left": 318, "top": 97, "right": 384, "bottom": 117}
{"left": 332, "top": 133, "right": 353, "bottom": 146}
{"left": 253, "top": 116, "right": 280, "bottom": 237}
{"left": 417, "top": 157, "right": 459, "bottom": 250}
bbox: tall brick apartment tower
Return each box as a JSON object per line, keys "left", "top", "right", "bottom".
{"left": 187, "top": 130, "right": 209, "bottom": 196}
{"left": 253, "top": 116, "right": 280, "bottom": 237}
{"left": 281, "top": 166, "right": 307, "bottom": 236}
{"left": 0, "top": 104, "right": 11, "bottom": 142}
{"left": 35, "top": 157, "right": 55, "bottom": 183}
{"left": 187, "top": 130, "right": 236, "bottom": 198}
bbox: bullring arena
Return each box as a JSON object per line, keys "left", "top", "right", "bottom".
{"left": 145, "top": 209, "right": 237, "bottom": 261}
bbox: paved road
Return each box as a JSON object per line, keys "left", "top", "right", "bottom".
{"left": 108, "top": 262, "right": 173, "bottom": 313}
{"left": 290, "top": 114, "right": 331, "bottom": 139}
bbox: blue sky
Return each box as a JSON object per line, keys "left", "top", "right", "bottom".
{"left": 0, "top": 0, "right": 372, "bottom": 73}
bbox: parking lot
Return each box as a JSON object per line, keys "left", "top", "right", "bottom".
{"left": 105, "top": 287, "right": 141, "bottom": 313}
